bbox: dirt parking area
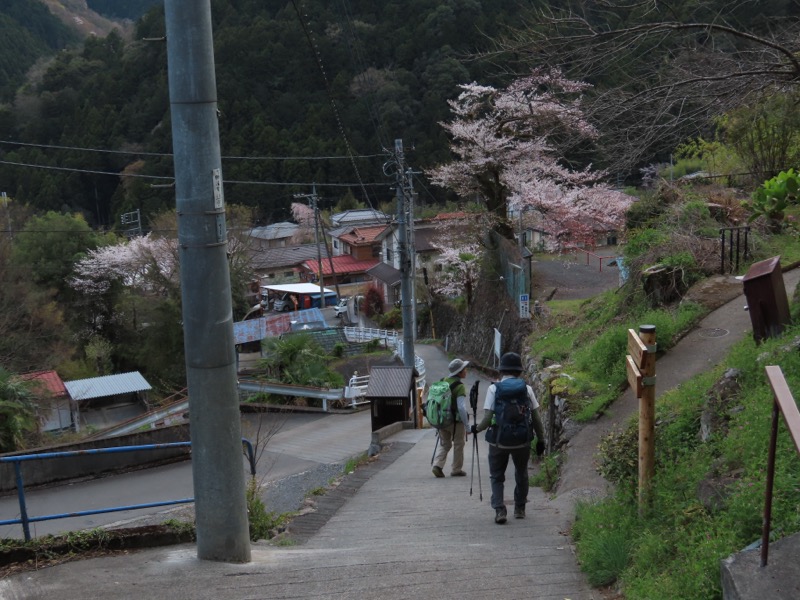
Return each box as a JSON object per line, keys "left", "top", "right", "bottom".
{"left": 531, "top": 247, "right": 622, "bottom": 301}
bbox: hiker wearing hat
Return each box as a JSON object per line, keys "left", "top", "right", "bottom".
{"left": 471, "top": 352, "right": 545, "bottom": 523}
{"left": 431, "top": 358, "right": 471, "bottom": 478}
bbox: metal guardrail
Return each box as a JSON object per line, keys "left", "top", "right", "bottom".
{"left": 0, "top": 439, "right": 256, "bottom": 541}
{"left": 762, "top": 366, "right": 800, "bottom": 566}
{"left": 343, "top": 326, "right": 399, "bottom": 347}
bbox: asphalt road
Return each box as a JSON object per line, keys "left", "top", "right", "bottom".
{"left": 0, "top": 411, "right": 363, "bottom": 540}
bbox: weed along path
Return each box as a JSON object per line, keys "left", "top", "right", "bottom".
{"left": 552, "top": 267, "right": 800, "bottom": 514}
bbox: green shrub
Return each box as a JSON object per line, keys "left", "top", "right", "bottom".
{"left": 246, "top": 478, "right": 285, "bottom": 542}
{"left": 658, "top": 158, "right": 705, "bottom": 180}
{"left": 624, "top": 228, "right": 669, "bottom": 260}
{"left": 574, "top": 498, "right": 637, "bottom": 587}
{"left": 529, "top": 452, "right": 561, "bottom": 492}
{"left": 378, "top": 307, "right": 402, "bottom": 329}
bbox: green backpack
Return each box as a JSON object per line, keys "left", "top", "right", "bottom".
{"left": 423, "top": 379, "right": 460, "bottom": 430}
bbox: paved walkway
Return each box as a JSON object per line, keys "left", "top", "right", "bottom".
{"left": 3, "top": 268, "right": 798, "bottom": 599}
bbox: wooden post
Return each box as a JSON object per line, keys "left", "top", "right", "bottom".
{"left": 637, "top": 325, "right": 657, "bottom": 513}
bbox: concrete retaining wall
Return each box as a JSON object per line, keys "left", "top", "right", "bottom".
{"left": 0, "top": 425, "right": 191, "bottom": 493}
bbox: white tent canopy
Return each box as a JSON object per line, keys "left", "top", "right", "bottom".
{"left": 260, "top": 283, "right": 335, "bottom": 296}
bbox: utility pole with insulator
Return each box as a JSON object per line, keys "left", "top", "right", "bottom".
{"left": 294, "top": 185, "right": 325, "bottom": 305}
{"left": 394, "top": 139, "right": 415, "bottom": 367}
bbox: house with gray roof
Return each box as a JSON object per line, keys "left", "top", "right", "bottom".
{"left": 330, "top": 209, "right": 389, "bottom": 229}
{"left": 248, "top": 222, "right": 302, "bottom": 250}
{"left": 249, "top": 244, "right": 322, "bottom": 283}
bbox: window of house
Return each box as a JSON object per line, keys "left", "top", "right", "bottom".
{"left": 266, "top": 273, "right": 275, "bottom": 279}
{"left": 333, "top": 239, "right": 339, "bottom": 250}
{"left": 284, "top": 271, "right": 294, "bottom": 278}
{"left": 385, "top": 248, "right": 392, "bottom": 262}
{"left": 372, "top": 245, "right": 381, "bottom": 257}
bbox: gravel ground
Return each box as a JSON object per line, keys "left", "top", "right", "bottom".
{"left": 531, "top": 246, "right": 622, "bottom": 301}
{"left": 261, "top": 462, "right": 345, "bottom": 515}
{"left": 100, "top": 462, "right": 348, "bottom": 531}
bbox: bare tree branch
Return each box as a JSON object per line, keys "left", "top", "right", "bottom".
{"left": 481, "top": 2, "right": 800, "bottom": 173}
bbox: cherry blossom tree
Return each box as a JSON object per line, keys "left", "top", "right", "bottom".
{"left": 425, "top": 213, "right": 488, "bottom": 304}
{"left": 427, "top": 69, "right": 633, "bottom": 244}
{"left": 70, "top": 233, "right": 180, "bottom": 298}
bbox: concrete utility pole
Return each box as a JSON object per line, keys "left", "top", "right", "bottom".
{"left": 295, "top": 185, "right": 325, "bottom": 304}
{"left": 395, "top": 139, "right": 415, "bottom": 367}
{"left": 164, "top": 0, "right": 251, "bottom": 563}
{"left": 406, "top": 170, "right": 418, "bottom": 339}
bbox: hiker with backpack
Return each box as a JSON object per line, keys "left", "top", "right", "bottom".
{"left": 429, "top": 358, "right": 471, "bottom": 478}
{"left": 470, "top": 352, "right": 545, "bottom": 524}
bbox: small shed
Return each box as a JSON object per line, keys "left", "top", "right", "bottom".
{"left": 21, "top": 370, "right": 74, "bottom": 433}
{"left": 64, "top": 372, "right": 152, "bottom": 432}
{"left": 364, "top": 366, "right": 416, "bottom": 432}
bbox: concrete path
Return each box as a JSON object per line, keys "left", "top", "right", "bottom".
{"left": 0, "top": 429, "right": 596, "bottom": 600}
{"left": 4, "top": 269, "right": 798, "bottom": 599}
{"left": 555, "top": 267, "right": 800, "bottom": 510}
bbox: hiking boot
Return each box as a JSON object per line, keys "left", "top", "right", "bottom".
{"left": 432, "top": 466, "right": 445, "bottom": 478}
{"left": 514, "top": 505, "right": 525, "bottom": 519}
{"left": 451, "top": 470, "right": 467, "bottom": 477}
{"left": 494, "top": 507, "right": 507, "bottom": 524}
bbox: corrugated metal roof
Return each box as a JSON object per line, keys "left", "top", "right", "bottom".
{"left": 331, "top": 209, "right": 388, "bottom": 227}
{"left": 248, "top": 222, "right": 300, "bottom": 241}
{"left": 364, "top": 366, "right": 415, "bottom": 398}
{"left": 64, "top": 372, "right": 152, "bottom": 401}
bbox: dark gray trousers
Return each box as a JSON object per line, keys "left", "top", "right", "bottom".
{"left": 488, "top": 443, "right": 530, "bottom": 510}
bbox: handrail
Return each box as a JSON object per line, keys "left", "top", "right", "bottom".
{"left": 564, "top": 246, "right": 617, "bottom": 272}
{"left": 1, "top": 439, "right": 256, "bottom": 541}
{"left": 761, "top": 366, "right": 800, "bottom": 566}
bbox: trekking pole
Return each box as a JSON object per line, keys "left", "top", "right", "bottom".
{"left": 469, "top": 381, "right": 482, "bottom": 500}
{"left": 474, "top": 433, "right": 482, "bottom": 501}
{"left": 470, "top": 415, "right": 476, "bottom": 496}
{"left": 430, "top": 430, "right": 440, "bottom": 466}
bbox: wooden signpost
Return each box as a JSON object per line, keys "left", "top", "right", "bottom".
{"left": 625, "top": 325, "right": 657, "bottom": 513}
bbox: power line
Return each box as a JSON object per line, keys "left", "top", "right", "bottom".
{"left": 0, "top": 139, "right": 385, "bottom": 161}
{"left": 289, "top": 0, "right": 376, "bottom": 208}
{"left": 0, "top": 160, "right": 172, "bottom": 180}
{"left": 0, "top": 159, "right": 389, "bottom": 187}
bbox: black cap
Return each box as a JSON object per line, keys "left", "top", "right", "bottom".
{"left": 498, "top": 352, "right": 523, "bottom": 373}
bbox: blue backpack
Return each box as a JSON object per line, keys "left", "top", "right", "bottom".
{"left": 485, "top": 378, "right": 533, "bottom": 448}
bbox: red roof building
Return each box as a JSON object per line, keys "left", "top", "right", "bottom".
{"left": 20, "top": 370, "right": 73, "bottom": 433}
{"left": 301, "top": 254, "right": 379, "bottom": 286}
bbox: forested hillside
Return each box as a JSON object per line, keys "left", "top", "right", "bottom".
{"left": 3, "top": 0, "right": 796, "bottom": 230}
{"left": 87, "top": 0, "right": 161, "bottom": 20}
{"left": 0, "top": 0, "right": 523, "bottom": 229}
{"left": 0, "top": 0, "right": 75, "bottom": 102}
